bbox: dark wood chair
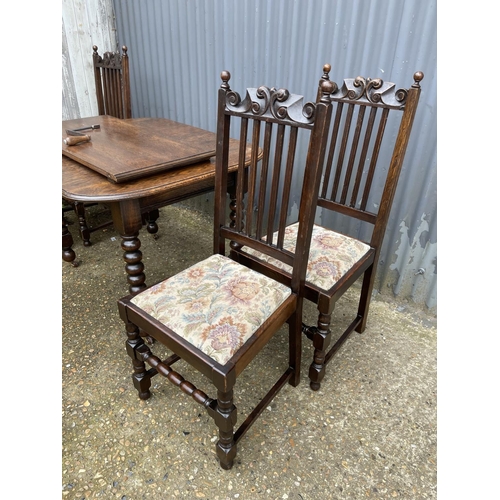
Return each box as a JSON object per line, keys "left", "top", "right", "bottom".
{"left": 63, "top": 46, "right": 160, "bottom": 249}
{"left": 117, "top": 71, "right": 333, "bottom": 469}
{"left": 231, "top": 65, "right": 424, "bottom": 391}
{"left": 93, "top": 44, "right": 132, "bottom": 119}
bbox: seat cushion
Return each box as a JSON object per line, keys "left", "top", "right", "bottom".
{"left": 130, "top": 254, "right": 291, "bottom": 366}
{"left": 243, "top": 223, "right": 371, "bottom": 291}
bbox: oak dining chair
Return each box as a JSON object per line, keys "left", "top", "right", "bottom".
{"left": 93, "top": 44, "right": 132, "bottom": 119}
{"left": 117, "top": 70, "right": 334, "bottom": 469}
{"left": 232, "top": 65, "right": 424, "bottom": 391}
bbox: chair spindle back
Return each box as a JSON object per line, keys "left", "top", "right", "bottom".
{"left": 317, "top": 65, "right": 423, "bottom": 249}
{"left": 214, "top": 71, "right": 334, "bottom": 292}
{"left": 93, "top": 45, "right": 132, "bottom": 119}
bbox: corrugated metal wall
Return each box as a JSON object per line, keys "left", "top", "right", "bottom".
{"left": 63, "top": 0, "right": 437, "bottom": 311}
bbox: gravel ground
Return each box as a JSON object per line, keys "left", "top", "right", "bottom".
{"left": 61, "top": 203, "right": 437, "bottom": 499}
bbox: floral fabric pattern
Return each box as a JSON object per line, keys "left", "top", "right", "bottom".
{"left": 244, "top": 223, "right": 371, "bottom": 291}
{"left": 130, "top": 254, "right": 291, "bottom": 366}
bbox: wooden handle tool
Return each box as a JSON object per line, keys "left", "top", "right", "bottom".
{"left": 64, "top": 135, "right": 91, "bottom": 146}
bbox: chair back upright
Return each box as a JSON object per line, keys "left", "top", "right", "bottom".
{"left": 92, "top": 45, "right": 132, "bottom": 119}
{"left": 214, "top": 71, "right": 334, "bottom": 293}
{"left": 316, "top": 65, "right": 423, "bottom": 256}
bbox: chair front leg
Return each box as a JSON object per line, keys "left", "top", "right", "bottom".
{"left": 307, "top": 308, "right": 333, "bottom": 391}
{"left": 214, "top": 389, "right": 237, "bottom": 470}
{"left": 124, "top": 320, "right": 151, "bottom": 400}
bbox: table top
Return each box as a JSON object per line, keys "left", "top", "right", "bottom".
{"left": 62, "top": 138, "right": 251, "bottom": 204}
{"left": 62, "top": 116, "right": 217, "bottom": 183}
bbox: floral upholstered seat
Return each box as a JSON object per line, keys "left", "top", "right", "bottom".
{"left": 243, "top": 223, "right": 371, "bottom": 291}
{"left": 130, "top": 254, "right": 291, "bottom": 366}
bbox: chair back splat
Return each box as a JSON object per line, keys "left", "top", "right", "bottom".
{"left": 215, "top": 71, "right": 334, "bottom": 295}
{"left": 231, "top": 64, "right": 424, "bottom": 391}
{"left": 117, "top": 71, "right": 333, "bottom": 469}
{"left": 317, "top": 65, "right": 423, "bottom": 255}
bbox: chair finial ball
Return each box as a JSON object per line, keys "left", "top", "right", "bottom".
{"left": 414, "top": 71, "right": 424, "bottom": 83}
{"left": 323, "top": 63, "right": 331, "bottom": 74}
{"left": 321, "top": 80, "right": 334, "bottom": 94}
{"left": 122, "top": 46, "right": 128, "bottom": 54}
{"left": 221, "top": 70, "right": 231, "bottom": 83}
{"left": 93, "top": 45, "right": 98, "bottom": 52}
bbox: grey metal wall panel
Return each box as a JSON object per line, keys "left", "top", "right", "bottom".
{"left": 109, "top": 0, "right": 437, "bottom": 310}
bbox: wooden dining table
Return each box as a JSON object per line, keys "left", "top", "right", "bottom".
{"left": 62, "top": 115, "right": 251, "bottom": 295}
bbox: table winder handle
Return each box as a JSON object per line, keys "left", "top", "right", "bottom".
{"left": 64, "top": 135, "right": 91, "bottom": 146}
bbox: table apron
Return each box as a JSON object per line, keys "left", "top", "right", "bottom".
{"left": 132, "top": 171, "right": 238, "bottom": 217}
